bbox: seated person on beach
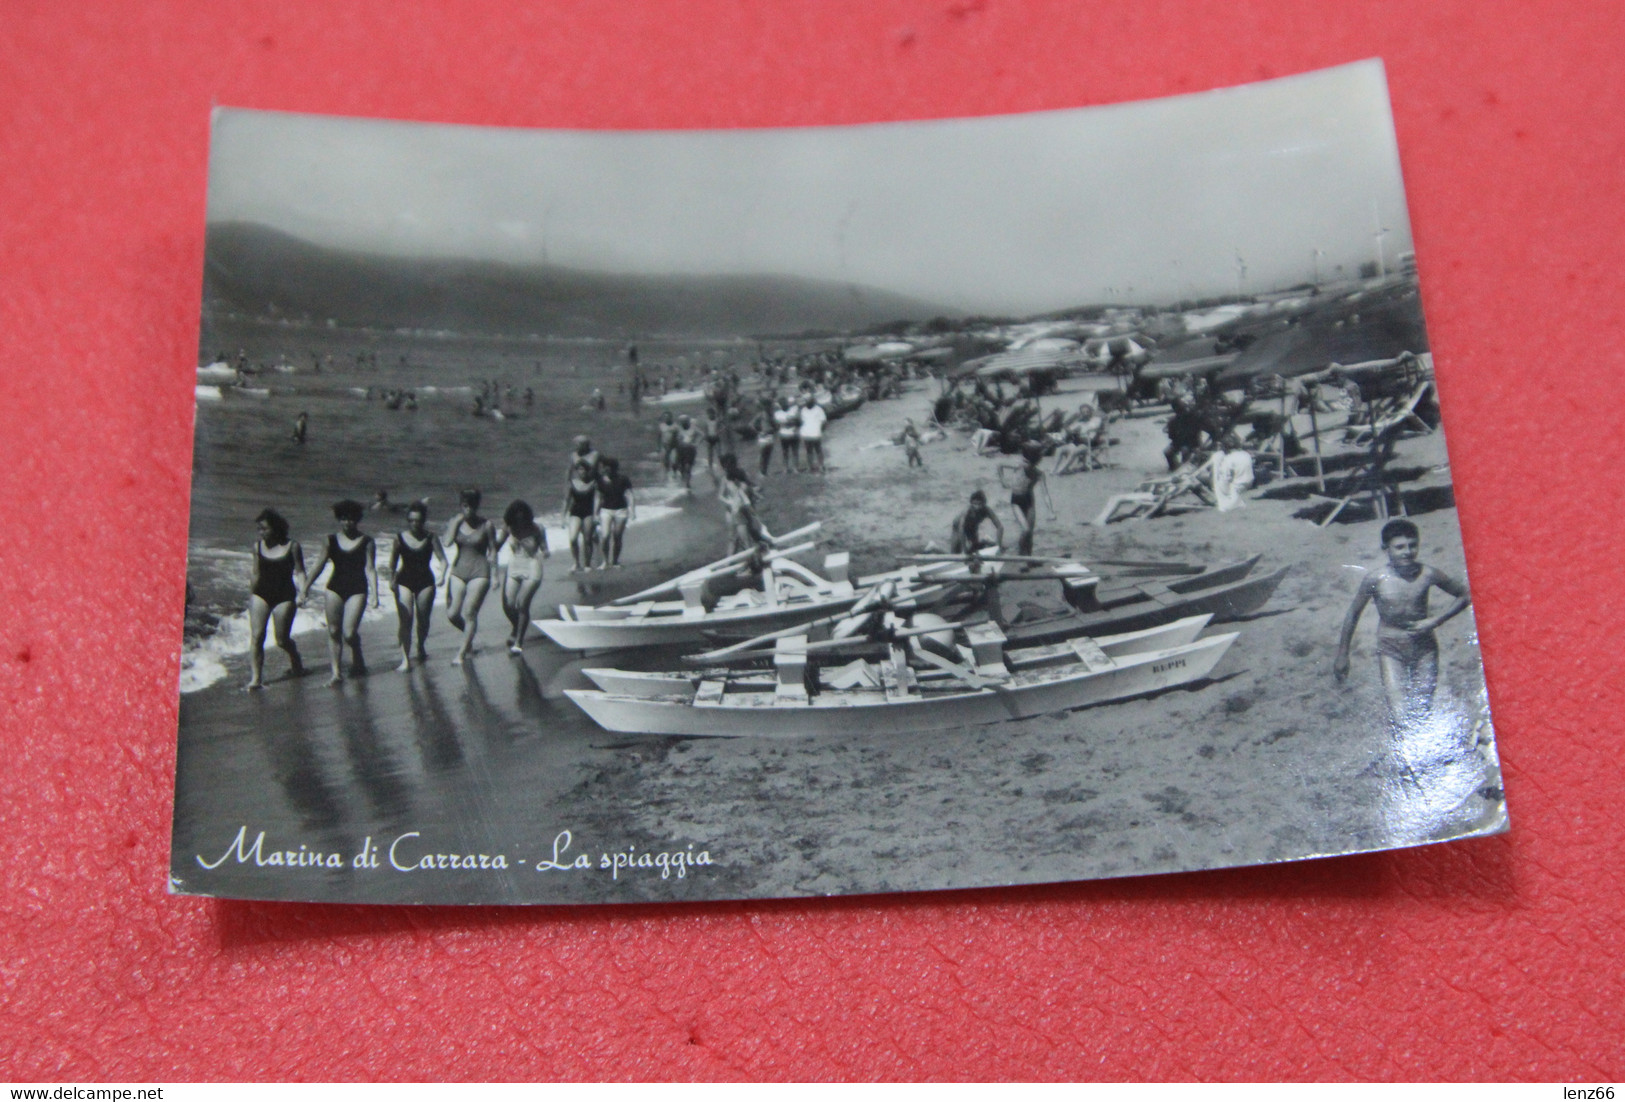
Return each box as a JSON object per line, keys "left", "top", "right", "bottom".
{"left": 1050, "top": 404, "right": 1106, "bottom": 475}
{"left": 1092, "top": 453, "right": 1218, "bottom": 526}
{"left": 1334, "top": 519, "right": 1470, "bottom": 733}
{"left": 950, "top": 489, "right": 1004, "bottom": 554}
{"left": 1212, "top": 435, "right": 1255, "bottom": 512}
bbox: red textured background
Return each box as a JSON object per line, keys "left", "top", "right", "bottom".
{"left": 2, "top": 0, "right": 1621, "bottom": 1081}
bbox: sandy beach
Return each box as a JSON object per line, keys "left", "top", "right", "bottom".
{"left": 172, "top": 375, "right": 1504, "bottom": 905}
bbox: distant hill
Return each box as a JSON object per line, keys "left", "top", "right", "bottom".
{"left": 201, "top": 222, "right": 955, "bottom": 339}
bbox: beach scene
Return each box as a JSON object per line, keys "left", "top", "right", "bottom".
{"left": 173, "top": 62, "right": 1505, "bottom": 905}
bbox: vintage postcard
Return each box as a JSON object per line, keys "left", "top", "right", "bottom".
{"left": 172, "top": 60, "right": 1505, "bottom": 904}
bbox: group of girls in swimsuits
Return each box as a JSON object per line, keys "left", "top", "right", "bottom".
{"left": 242, "top": 488, "right": 551, "bottom": 689}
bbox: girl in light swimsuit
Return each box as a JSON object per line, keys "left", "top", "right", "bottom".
{"left": 388, "top": 501, "right": 448, "bottom": 671}
{"left": 998, "top": 443, "right": 1056, "bottom": 558}
{"left": 496, "top": 499, "right": 549, "bottom": 653}
{"left": 445, "top": 488, "right": 497, "bottom": 665}
{"left": 245, "top": 508, "right": 307, "bottom": 690}
{"left": 302, "top": 499, "right": 378, "bottom": 685}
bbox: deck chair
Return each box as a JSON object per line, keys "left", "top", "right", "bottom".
{"left": 1346, "top": 381, "right": 1435, "bottom": 445}
{"left": 1092, "top": 455, "right": 1217, "bottom": 525}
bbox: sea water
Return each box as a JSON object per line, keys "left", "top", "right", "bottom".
{"left": 184, "top": 322, "right": 758, "bottom": 692}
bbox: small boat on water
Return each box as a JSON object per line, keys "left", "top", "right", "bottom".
{"left": 565, "top": 615, "right": 1238, "bottom": 738}
{"left": 649, "top": 387, "right": 708, "bottom": 406}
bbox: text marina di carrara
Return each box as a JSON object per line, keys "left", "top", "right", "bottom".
{"left": 195, "top": 827, "right": 712, "bottom": 881}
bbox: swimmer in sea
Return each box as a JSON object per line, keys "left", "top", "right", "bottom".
{"left": 444, "top": 488, "right": 497, "bottom": 665}
{"left": 595, "top": 457, "right": 635, "bottom": 568}
{"left": 291, "top": 411, "right": 308, "bottom": 445}
{"left": 388, "top": 500, "right": 448, "bottom": 670}
{"left": 244, "top": 508, "right": 307, "bottom": 689}
{"left": 496, "top": 499, "right": 548, "bottom": 652}
{"left": 302, "top": 499, "right": 378, "bottom": 686}
{"left": 1334, "top": 518, "right": 1471, "bottom": 733}
{"left": 563, "top": 439, "right": 600, "bottom": 572}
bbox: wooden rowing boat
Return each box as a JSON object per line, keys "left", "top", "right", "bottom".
{"left": 584, "top": 615, "right": 1215, "bottom": 696}
{"left": 534, "top": 549, "right": 1019, "bottom": 652}
{"left": 1003, "top": 563, "right": 1287, "bottom": 647}
{"left": 564, "top": 617, "right": 1238, "bottom": 738}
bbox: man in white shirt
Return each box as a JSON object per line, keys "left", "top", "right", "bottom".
{"left": 798, "top": 394, "right": 829, "bottom": 473}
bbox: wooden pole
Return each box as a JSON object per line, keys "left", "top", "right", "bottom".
{"left": 1307, "top": 392, "right": 1326, "bottom": 494}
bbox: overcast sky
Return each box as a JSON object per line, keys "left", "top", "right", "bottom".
{"left": 208, "top": 60, "right": 1415, "bottom": 316}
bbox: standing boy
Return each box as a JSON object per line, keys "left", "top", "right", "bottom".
{"left": 1334, "top": 519, "right": 1470, "bottom": 731}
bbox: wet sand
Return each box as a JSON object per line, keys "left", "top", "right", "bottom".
{"left": 172, "top": 380, "right": 1505, "bottom": 905}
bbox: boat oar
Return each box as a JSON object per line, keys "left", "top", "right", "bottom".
{"left": 609, "top": 522, "right": 822, "bottom": 605}
{"left": 708, "top": 614, "right": 975, "bottom": 666}
{"left": 1092, "top": 558, "right": 1205, "bottom": 575}
{"left": 684, "top": 582, "right": 952, "bottom": 663}
{"left": 903, "top": 553, "right": 1077, "bottom": 565}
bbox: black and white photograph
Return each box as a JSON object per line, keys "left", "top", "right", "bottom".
{"left": 172, "top": 59, "right": 1506, "bottom": 905}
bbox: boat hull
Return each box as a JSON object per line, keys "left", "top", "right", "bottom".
{"left": 565, "top": 632, "right": 1237, "bottom": 738}
{"left": 1007, "top": 568, "right": 1286, "bottom": 647}
{"left": 582, "top": 614, "right": 1216, "bottom": 697}
{"left": 535, "top": 596, "right": 863, "bottom": 651}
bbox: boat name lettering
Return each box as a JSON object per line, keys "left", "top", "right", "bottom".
{"left": 1151, "top": 659, "right": 1187, "bottom": 674}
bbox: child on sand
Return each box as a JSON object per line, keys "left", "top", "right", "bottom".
{"left": 902, "top": 418, "right": 924, "bottom": 468}
{"left": 1334, "top": 519, "right": 1470, "bottom": 731}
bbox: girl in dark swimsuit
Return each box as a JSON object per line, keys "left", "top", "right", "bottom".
{"left": 245, "top": 508, "right": 307, "bottom": 690}
{"left": 445, "top": 488, "right": 497, "bottom": 665}
{"left": 389, "top": 500, "right": 449, "bottom": 671}
{"left": 563, "top": 453, "right": 598, "bottom": 572}
{"left": 999, "top": 443, "right": 1056, "bottom": 558}
{"left": 302, "top": 499, "right": 379, "bottom": 685}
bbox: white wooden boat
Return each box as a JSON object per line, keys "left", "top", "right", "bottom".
{"left": 564, "top": 618, "right": 1238, "bottom": 738}
{"left": 582, "top": 614, "right": 1215, "bottom": 697}
{"left": 535, "top": 531, "right": 1085, "bottom": 653}
{"left": 534, "top": 548, "right": 1005, "bottom": 652}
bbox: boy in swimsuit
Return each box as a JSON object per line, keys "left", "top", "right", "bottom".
{"left": 949, "top": 490, "right": 1004, "bottom": 555}
{"left": 1334, "top": 519, "right": 1470, "bottom": 732}
{"left": 999, "top": 443, "right": 1056, "bottom": 558}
